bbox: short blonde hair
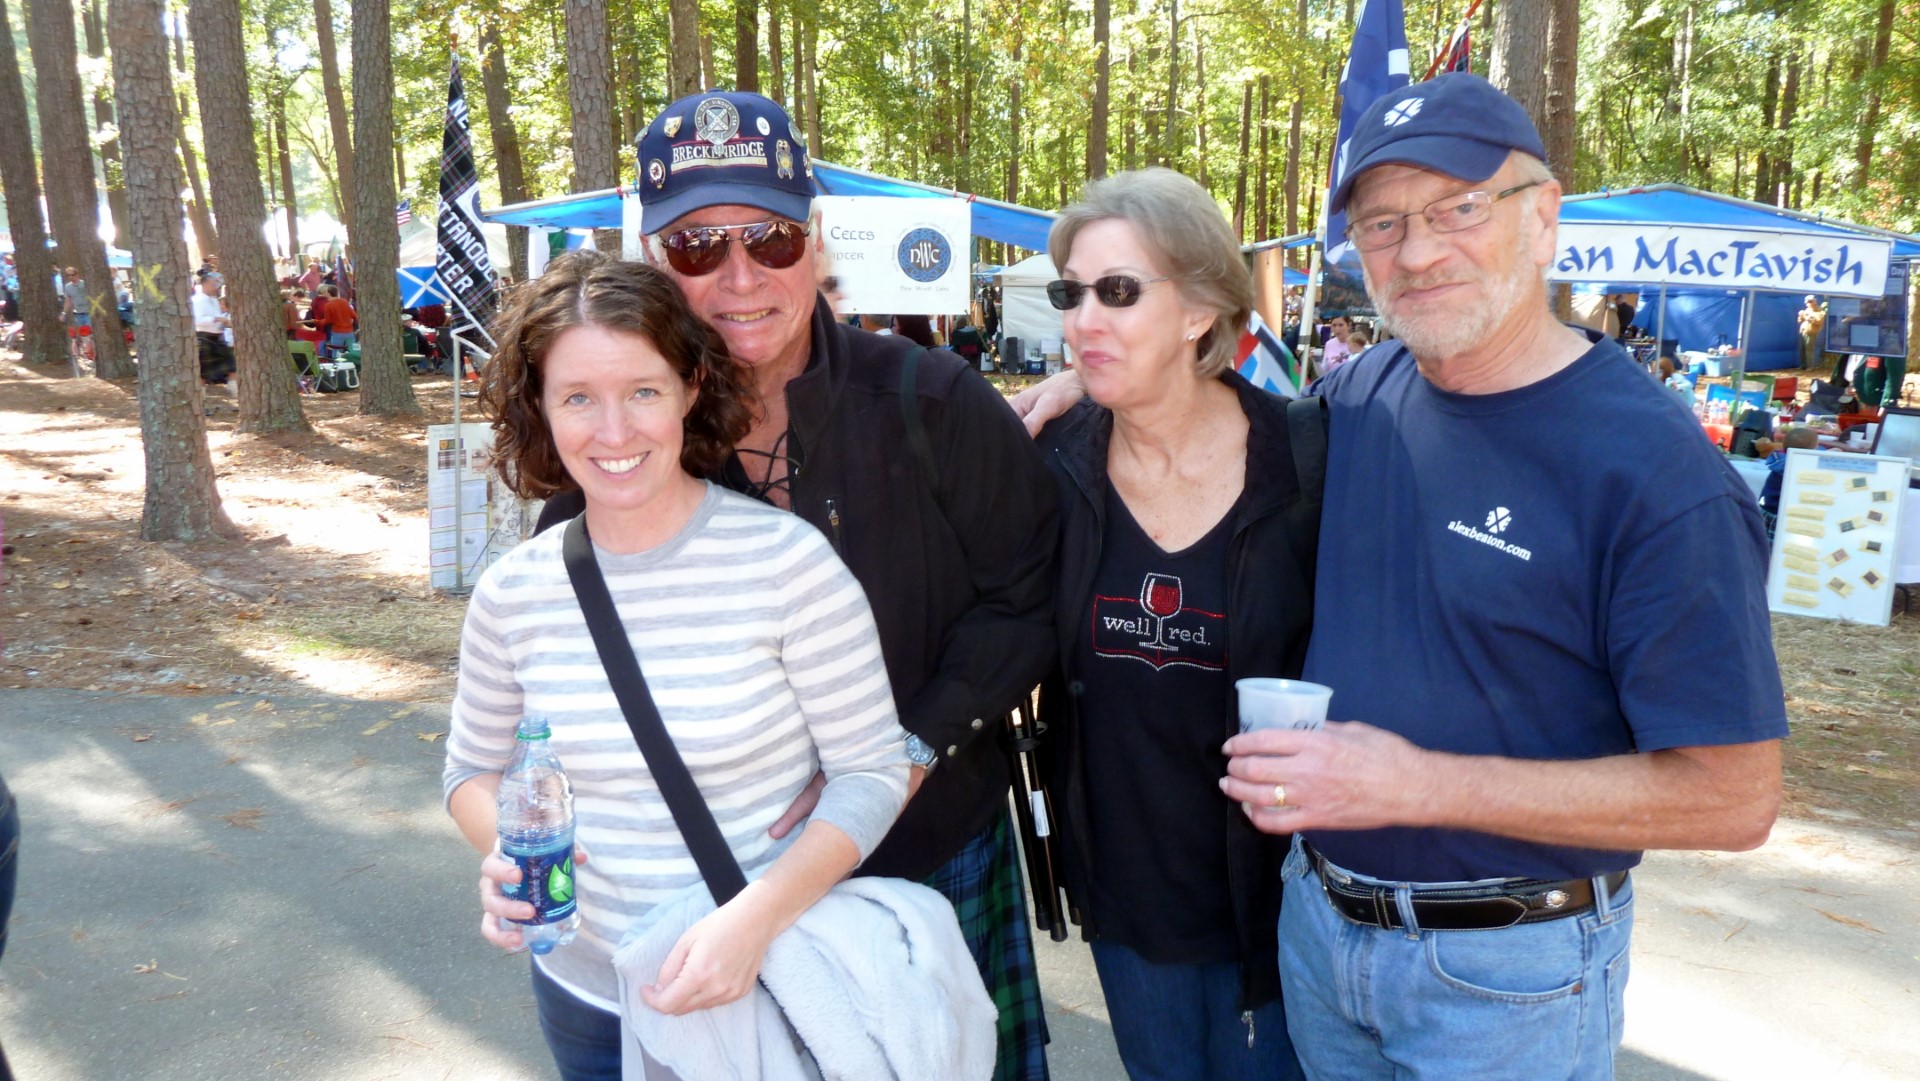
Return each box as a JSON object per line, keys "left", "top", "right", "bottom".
{"left": 1049, "top": 168, "right": 1251, "bottom": 377}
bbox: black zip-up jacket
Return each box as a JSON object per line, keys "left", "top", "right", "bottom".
{"left": 1034, "top": 370, "right": 1318, "bottom": 1011}
{"left": 538, "top": 299, "right": 1060, "bottom": 880}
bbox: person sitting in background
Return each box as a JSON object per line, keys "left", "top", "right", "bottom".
{"left": 1346, "top": 330, "right": 1372, "bottom": 361}
{"left": 1797, "top": 376, "right": 1861, "bottom": 420}
{"left": 1757, "top": 427, "right": 1819, "bottom": 532}
{"left": 950, "top": 317, "right": 987, "bottom": 368}
{"left": 891, "top": 314, "right": 937, "bottom": 348}
{"left": 857, "top": 312, "right": 892, "bottom": 335}
{"left": 282, "top": 289, "right": 311, "bottom": 340}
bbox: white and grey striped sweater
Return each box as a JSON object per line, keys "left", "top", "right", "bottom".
{"left": 444, "top": 483, "right": 910, "bottom": 1010}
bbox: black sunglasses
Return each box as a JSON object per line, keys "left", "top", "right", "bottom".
{"left": 1046, "top": 274, "right": 1172, "bottom": 311}
{"left": 657, "top": 220, "right": 811, "bottom": 277}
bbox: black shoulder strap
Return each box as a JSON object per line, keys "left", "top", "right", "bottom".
{"left": 1283, "top": 395, "right": 1328, "bottom": 567}
{"left": 1285, "top": 394, "right": 1328, "bottom": 511}
{"left": 899, "top": 346, "right": 944, "bottom": 503}
{"left": 560, "top": 516, "right": 748, "bottom": 905}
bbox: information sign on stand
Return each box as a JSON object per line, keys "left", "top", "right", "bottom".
{"left": 428, "top": 423, "right": 504, "bottom": 591}
{"left": 1765, "top": 449, "right": 1910, "bottom": 626}
{"left": 814, "top": 195, "right": 970, "bottom": 316}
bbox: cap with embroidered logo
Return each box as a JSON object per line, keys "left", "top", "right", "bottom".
{"left": 636, "top": 91, "right": 815, "bottom": 233}
{"left": 1328, "top": 73, "right": 1547, "bottom": 217}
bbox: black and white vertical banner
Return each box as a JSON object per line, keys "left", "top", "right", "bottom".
{"left": 435, "top": 54, "right": 498, "bottom": 351}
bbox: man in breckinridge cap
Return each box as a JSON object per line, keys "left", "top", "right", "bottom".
{"left": 534, "top": 91, "right": 1060, "bottom": 1080}
{"left": 1195, "top": 73, "right": 1787, "bottom": 1077}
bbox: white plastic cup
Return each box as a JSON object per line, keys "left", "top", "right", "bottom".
{"left": 1236, "top": 678, "right": 1333, "bottom": 733}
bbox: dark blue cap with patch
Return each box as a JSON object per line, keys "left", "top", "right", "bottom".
{"left": 1327, "top": 73, "right": 1546, "bottom": 217}
{"left": 635, "top": 91, "right": 815, "bottom": 233}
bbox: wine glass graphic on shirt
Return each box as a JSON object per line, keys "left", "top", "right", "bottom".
{"left": 1138, "top": 573, "right": 1183, "bottom": 651}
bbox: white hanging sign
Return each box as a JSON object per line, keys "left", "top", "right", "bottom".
{"left": 1549, "top": 223, "right": 1891, "bottom": 298}
{"left": 815, "top": 196, "right": 970, "bottom": 316}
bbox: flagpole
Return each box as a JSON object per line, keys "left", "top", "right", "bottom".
{"left": 1299, "top": 241, "right": 1325, "bottom": 382}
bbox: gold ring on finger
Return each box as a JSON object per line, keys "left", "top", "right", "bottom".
{"left": 1273, "top": 783, "right": 1288, "bottom": 808}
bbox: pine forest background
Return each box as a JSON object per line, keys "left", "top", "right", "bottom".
{"left": 4, "top": 0, "right": 1916, "bottom": 268}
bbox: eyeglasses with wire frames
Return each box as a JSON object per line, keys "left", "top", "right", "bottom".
{"left": 655, "top": 219, "right": 812, "bottom": 277}
{"left": 1343, "top": 180, "right": 1546, "bottom": 253}
{"left": 1045, "top": 274, "right": 1172, "bottom": 311}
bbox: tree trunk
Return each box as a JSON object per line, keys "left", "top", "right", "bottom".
{"left": 789, "top": 1, "right": 802, "bottom": 114}
{"left": 0, "top": 0, "right": 67, "bottom": 367}
{"left": 1164, "top": 0, "right": 1178, "bottom": 167}
{"left": 349, "top": 0, "right": 418, "bottom": 416}
{"left": 1087, "top": 0, "right": 1109, "bottom": 180}
{"left": 1192, "top": 34, "right": 1207, "bottom": 189}
{"left": 767, "top": 0, "right": 784, "bottom": 106}
{"left": 565, "top": 0, "right": 620, "bottom": 251}
{"left": 1775, "top": 48, "right": 1800, "bottom": 207}
{"left": 803, "top": 15, "right": 820, "bottom": 156}
{"left": 313, "top": 0, "right": 354, "bottom": 235}
{"left": 1255, "top": 75, "right": 1270, "bottom": 241}
{"left": 1231, "top": 81, "right": 1251, "bottom": 238}
{"left": 1007, "top": 18, "right": 1022, "bottom": 206}
{"left": 176, "top": 86, "right": 219, "bottom": 259}
{"left": 734, "top": 0, "right": 758, "bottom": 92}
{"left": 106, "top": 0, "right": 235, "bottom": 542}
{"left": 189, "top": 0, "right": 307, "bottom": 433}
{"left": 1541, "top": 0, "right": 1578, "bottom": 193}
{"left": 480, "top": 20, "right": 529, "bottom": 280}
{"left": 1854, "top": 0, "right": 1894, "bottom": 182}
{"left": 668, "top": 0, "right": 700, "bottom": 96}
{"left": 1488, "top": 0, "right": 1549, "bottom": 150}
{"left": 959, "top": 0, "right": 972, "bottom": 190}
{"left": 275, "top": 98, "right": 300, "bottom": 256}
{"left": 1753, "top": 50, "right": 1780, "bottom": 205}
{"left": 26, "top": 0, "right": 134, "bottom": 379}
{"left": 82, "top": 0, "right": 130, "bottom": 244}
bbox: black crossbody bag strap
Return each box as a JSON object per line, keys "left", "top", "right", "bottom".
{"left": 899, "top": 346, "right": 944, "bottom": 504}
{"left": 560, "top": 515, "right": 749, "bottom": 906}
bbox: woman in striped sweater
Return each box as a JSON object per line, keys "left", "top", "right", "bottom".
{"left": 444, "top": 252, "right": 912, "bottom": 1081}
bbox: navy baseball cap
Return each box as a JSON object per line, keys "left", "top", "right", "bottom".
{"left": 1327, "top": 73, "right": 1546, "bottom": 217}
{"left": 636, "top": 91, "right": 815, "bottom": 233}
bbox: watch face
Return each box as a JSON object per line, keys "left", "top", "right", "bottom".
{"left": 905, "top": 735, "right": 935, "bottom": 766}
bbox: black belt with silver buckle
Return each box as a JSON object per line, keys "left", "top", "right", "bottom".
{"left": 1305, "top": 843, "right": 1629, "bottom": 932}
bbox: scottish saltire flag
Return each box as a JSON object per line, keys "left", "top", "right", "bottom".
{"left": 1325, "top": 0, "right": 1411, "bottom": 263}
{"left": 435, "top": 55, "right": 499, "bottom": 348}
{"left": 1236, "top": 311, "right": 1301, "bottom": 398}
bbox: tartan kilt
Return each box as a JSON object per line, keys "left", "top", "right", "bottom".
{"left": 925, "top": 809, "right": 1051, "bottom": 1081}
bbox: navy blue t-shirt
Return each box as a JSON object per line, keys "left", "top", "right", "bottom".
{"left": 1303, "top": 333, "right": 1788, "bottom": 883}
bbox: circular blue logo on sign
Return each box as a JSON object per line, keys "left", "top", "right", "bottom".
{"left": 897, "top": 228, "right": 952, "bottom": 283}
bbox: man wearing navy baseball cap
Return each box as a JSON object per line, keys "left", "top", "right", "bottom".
{"left": 1211, "top": 73, "right": 1786, "bottom": 1078}
{"left": 539, "top": 90, "right": 1060, "bottom": 1080}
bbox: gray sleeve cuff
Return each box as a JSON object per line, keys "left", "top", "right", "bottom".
{"left": 809, "top": 768, "right": 910, "bottom": 860}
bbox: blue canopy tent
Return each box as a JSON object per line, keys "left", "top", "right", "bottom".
{"left": 481, "top": 160, "right": 1059, "bottom": 254}
{"left": 1553, "top": 184, "right": 1920, "bottom": 379}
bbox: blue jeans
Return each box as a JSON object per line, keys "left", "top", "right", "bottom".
{"left": 325, "top": 330, "right": 356, "bottom": 359}
{"left": 530, "top": 962, "right": 621, "bottom": 1081}
{"left": 1277, "top": 840, "right": 1633, "bottom": 1081}
{"left": 1090, "top": 940, "right": 1304, "bottom": 1081}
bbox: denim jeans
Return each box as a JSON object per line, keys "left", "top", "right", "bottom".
{"left": 1089, "top": 940, "right": 1304, "bottom": 1081}
{"left": 1277, "top": 839, "right": 1632, "bottom": 1081}
{"left": 325, "top": 330, "right": 356, "bottom": 359}
{"left": 530, "top": 962, "right": 622, "bottom": 1081}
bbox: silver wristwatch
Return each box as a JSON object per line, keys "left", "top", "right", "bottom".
{"left": 903, "top": 733, "right": 938, "bottom": 772}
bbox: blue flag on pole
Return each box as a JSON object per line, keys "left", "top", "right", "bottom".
{"left": 1325, "top": 0, "right": 1411, "bottom": 263}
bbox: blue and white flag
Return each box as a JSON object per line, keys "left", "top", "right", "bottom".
{"left": 1325, "top": 0, "right": 1411, "bottom": 263}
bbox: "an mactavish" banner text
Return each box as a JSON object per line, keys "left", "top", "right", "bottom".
{"left": 1548, "top": 222, "right": 1892, "bottom": 298}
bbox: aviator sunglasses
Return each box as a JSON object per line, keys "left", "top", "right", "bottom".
{"left": 1045, "top": 275, "right": 1172, "bottom": 311}
{"left": 656, "top": 219, "right": 811, "bottom": 277}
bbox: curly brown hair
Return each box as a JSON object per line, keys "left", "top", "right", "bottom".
{"left": 480, "top": 250, "right": 753, "bottom": 500}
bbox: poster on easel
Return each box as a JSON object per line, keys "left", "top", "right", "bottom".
{"left": 428, "top": 423, "right": 501, "bottom": 591}
{"left": 1766, "top": 449, "right": 1910, "bottom": 626}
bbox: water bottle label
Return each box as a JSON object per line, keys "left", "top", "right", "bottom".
{"left": 502, "top": 836, "right": 577, "bottom": 926}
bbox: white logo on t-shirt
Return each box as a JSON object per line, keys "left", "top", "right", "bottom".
{"left": 1448, "top": 507, "right": 1531, "bottom": 561}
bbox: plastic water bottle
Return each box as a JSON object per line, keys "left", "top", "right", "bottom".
{"left": 497, "top": 716, "right": 580, "bottom": 955}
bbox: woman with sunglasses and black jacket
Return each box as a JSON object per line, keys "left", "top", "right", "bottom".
{"left": 1032, "top": 168, "right": 1318, "bottom": 1081}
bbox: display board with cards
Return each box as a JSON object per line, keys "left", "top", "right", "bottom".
{"left": 1766, "top": 449, "right": 1910, "bottom": 625}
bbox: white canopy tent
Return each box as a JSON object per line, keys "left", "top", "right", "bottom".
{"left": 996, "top": 253, "right": 1064, "bottom": 360}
